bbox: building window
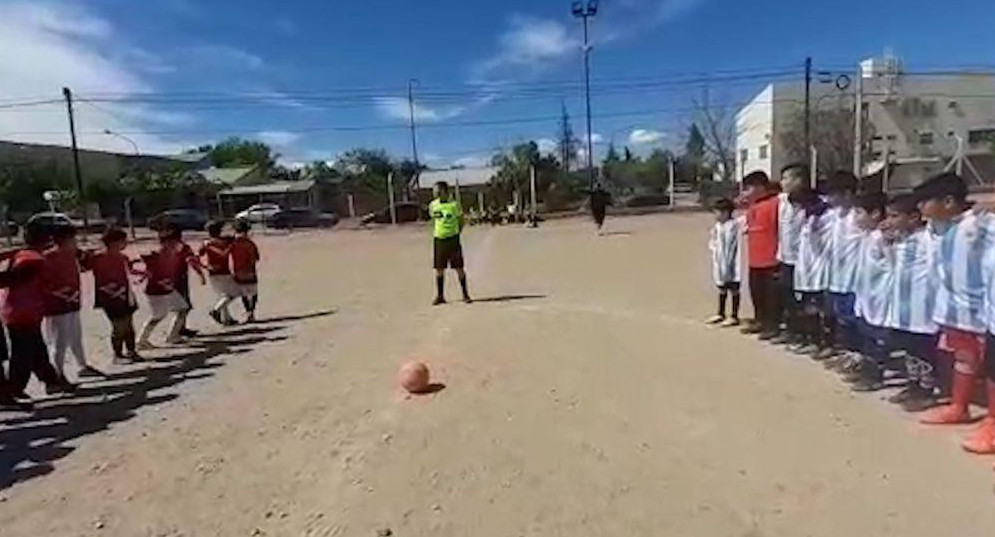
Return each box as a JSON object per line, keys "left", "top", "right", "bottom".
{"left": 759, "top": 145, "right": 769, "bottom": 159}
{"left": 919, "top": 131, "right": 934, "bottom": 145}
{"left": 968, "top": 128, "right": 995, "bottom": 144}
{"left": 740, "top": 149, "right": 748, "bottom": 163}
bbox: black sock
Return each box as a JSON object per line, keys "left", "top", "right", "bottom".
{"left": 731, "top": 292, "right": 741, "bottom": 319}
{"left": 110, "top": 336, "right": 123, "bottom": 357}
{"left": 435, "top": 275, "right": 445, "bottom": 299}
{"left": 458, "top": 275, "right": 470, "bottom": 299}
{"left": 718, "top": 291, "right": 728, "bottom": 317}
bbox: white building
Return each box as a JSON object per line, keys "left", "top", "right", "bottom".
{"left": 736, "top": 56, "right": 995, "bottom": 186}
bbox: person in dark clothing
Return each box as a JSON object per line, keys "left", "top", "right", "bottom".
{"left": 590, "top": 185, "right": 611, "bottom": 235}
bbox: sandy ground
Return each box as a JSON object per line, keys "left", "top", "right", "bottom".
{"left": 1, "top": 213, "right": 994, "bottom": 537}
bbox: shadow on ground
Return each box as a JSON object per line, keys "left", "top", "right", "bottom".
{"left": 0, "top": 325, "right": 290, "bottom": 490}
{"left": 472, "top": 295, "right": 547, "bottom": 304}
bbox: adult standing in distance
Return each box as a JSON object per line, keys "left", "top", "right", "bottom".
{"left": 590, "top": 184, "right": 611, "bottom": 235}
{"left": 430, "top": 181, "right": 472, "bottom": 306}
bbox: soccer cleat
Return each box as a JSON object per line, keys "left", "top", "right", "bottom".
{"left": 920, "top": 371, "right": 975, "bottom": 425}
{"left": 813, "top": 347, "right": 838, "bottom": 361}
{"left": 961, "top": 418, "right": 995, "bottom": 455}
{"left": 112, "top": 355, "right": 134, "bottom": 366}
{"left": 850, "top": 369, "right": 885, "bottom": 392}
{"left": 463, "top": 296, "right": 473, "bottom": 304}
{"left": 432, "top": 297, "right": 446, "bottom": 306}
{"left": 45, "top": 378, "right": 77, "bottom": 395}
{"left": 0, "top": 392, "right": 33, "bottom": 412}
{"left": 740, "top": 322, "right": 763, "bottom": 335}
{"left": 888, "top": 384, "right": 915, "bottom": 405}
{"left": 720, "top": 318, "right": 741, "bottom": 328}
{"left": 179, "top": 328, "right": 199, "bottom": 337}
{"left": 705, "top": 315, "right": 725, "bottom": 325}
{"left": 902, "top": 389, "right": 938, "bottom": 413}
{"left": 758, "top": 330, "right": 780, "bottom": 341}
{"left": 209, "top": 309, "right": 224, "bottom": 325}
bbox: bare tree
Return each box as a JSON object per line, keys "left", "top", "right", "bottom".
{"left": 692, "top": 98, "right": 737, "bottom": 182}
{"left": 780, "top": 103, "right": 867, "bottom": 178}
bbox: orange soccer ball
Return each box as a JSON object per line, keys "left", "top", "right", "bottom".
{"left": 398, "top": 361, "right": 430, "bottom": 394}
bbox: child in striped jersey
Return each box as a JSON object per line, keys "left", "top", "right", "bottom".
{"left": 788, "top": 185, "right": 834, "bottom": 356}
{"left": 845, "top": 192, "right": 893, "bottom": 393}
{"left": 982, "top": 235, "right": 995, "bottom": 457}
{"left": 913, "top": 173, "right": 995, "bottom": 454}
{"left": 706, "top": 198, "right": 743, "bottom": 327}
{"left": 883, "top": 195, "right": 940, "bottom": 412}
{"left": 823, "top": 171, "right": 864, "bottom": 366}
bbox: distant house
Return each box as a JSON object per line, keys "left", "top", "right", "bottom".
{"left": 217, "top": 180, "right": 318, "bottom": 216}
{"left": 197, "top": 166, "right": 264, "bottom": 187}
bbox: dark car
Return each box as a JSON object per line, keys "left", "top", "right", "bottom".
{"left": 360, "top": 202, "right": 427, "bottom": 225}
{"left": 265, "top": 208, "right": 339, "bottom": 229}
{"left": 152, "top": 209, "right": 209, "bottom": 231}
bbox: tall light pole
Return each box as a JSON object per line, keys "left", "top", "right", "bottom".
{"left": 408, "top": 78, "right": 420, "bottom": 196}
{"left": 103, "top": 129, "right": 140, "bottom": 156}
{"left": 572, "top": 0, "right": 598, "bottom": 190}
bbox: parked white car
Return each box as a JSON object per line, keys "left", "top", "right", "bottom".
{"left": 235, "top": 203, "right": 282, "bottom": 223}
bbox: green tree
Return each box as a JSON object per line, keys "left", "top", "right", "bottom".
{"left": 208, "top": 137, "right": 277, "bottom": 170}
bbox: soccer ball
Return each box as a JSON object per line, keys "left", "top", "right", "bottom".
{"left": 398, "top": 361, "right": 430, "bottom": 394}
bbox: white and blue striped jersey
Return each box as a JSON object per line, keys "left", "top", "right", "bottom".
{"left": 931, "top": 209, "right": 995, "bottom": 333}
{"left": 985, "top": 245, "right": 995, "bottom": 335}
{"left": 794, "top": 208, "right": 834, "bottom": 292}
{"left": 776, "top": 192, "right": 804, "bottom": 266}
{"left": 828, "top": 207, "right": 864, "bottom": 294}
{"left": 854, "top": 230, "right": 893, "bottom": 328}
{"left": 709, "top": 218, "right": 743, "bottom": 285}
{"left": 888, "top": 228, "right": 939, "bottom": 335}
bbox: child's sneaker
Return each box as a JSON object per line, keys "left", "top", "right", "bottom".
{"left": 209, "top": 309, "right": 224, "bottom": 326}
{"left": 165, "top": 336, "right": 189, "bottom": 346}
{"left": 136, "top": 340, "right": 156, "bottom": 352}
{"left": 705, "top": 315, "right": 725, "bottom": 325}
{"left": 902, "top": 388, "right": 938, "bottom": 413}
{"left": 112, "top": 355, "right": 133, "bottom": 365}
{"left": 720, "top": 317, "right": 741, "bottom": 328}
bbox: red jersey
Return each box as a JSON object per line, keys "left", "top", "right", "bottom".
{"left": 199, "top": 237, "right": 232, "bottom": 275}
{"left": 0, "top": 250, "right": 47, "bottom": 327}
{"left": 142, "top": 250, "right": 177, "bottom": 296}
{"left": 43, "top": 248, "right": 83, "bottom": 316}
{"left": 86, "top": 250, "right": 135, "bottom": 312}
{"left": 230, "top": 237, "right": 260, "bottom": 284}
{"left": 746, "top": 194, "right": 780, "bottom": 269}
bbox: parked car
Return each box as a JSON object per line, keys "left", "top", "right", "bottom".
{"left": 152, "top": 209, "right": 209, "bottom": 231}
{"left": 360, "top": 202, "right": 426, "bottom": 225}
{"left": 265, "top": 208, "right": 339, "bottom": 229}
{"left": 236, "top": 203, "right": 282, "bottom": 223}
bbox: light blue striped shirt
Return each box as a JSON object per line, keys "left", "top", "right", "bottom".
{"left": 931, "top": 210, "right": 995, "bottom": 333}
{"left": 776, "top": 192, "right": 803, "bottom": 265}
{"left": 710, "top": 218, "right": 743, "bottom": 285}
{"left": 854, "top": 230, "right": 893, "bottom": 327}
{"left": 794, "top": 208, "right": 834, "bottom": 292}
{"left": 828, "top": 207, "right": 863, "bottom": 294}
{"left": 887, "top": 228, "right": 939, "bottom": 334}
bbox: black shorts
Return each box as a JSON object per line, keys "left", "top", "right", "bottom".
{"left": 434, "top": 236, "right": 465, "bottom": 270}
{"left": 717, "top": 282, "right": 741, "bottom": 292}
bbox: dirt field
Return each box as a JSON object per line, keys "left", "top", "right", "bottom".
{"left": 1, "top": 213, "right": 993, "bottom": 536}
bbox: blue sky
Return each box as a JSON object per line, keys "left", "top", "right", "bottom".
{"left": 1, "top": 0, "right": 994, "bottom": 167}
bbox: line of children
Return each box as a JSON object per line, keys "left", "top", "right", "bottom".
{"left": 0, "top": 218, "right": 262, "bottom": 411}
{"left": 709, "top": 169, "right": 995, "bottom": 458}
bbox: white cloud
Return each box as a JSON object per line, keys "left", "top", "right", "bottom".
{"left": 186, "top": 44, "right": 265, "bottom": 71}
{"left": 629, "top": 129, "right": 666, "bottom": 145}
{"left": 479, "top": 15, "right": 578, "bottom": 73}
{"left": 0, "top": 1, "right": 192, "bottom": 155}
{"left": 256, "top": 130, "right": 301, "bottom": 147}
{"left": 537, "top": 138, "right": 558, "bottom": 154}
{"left": 587, "top": 133, "right": 604, "bottom": 145}
{"left": 375, "top": 97, "right": 466, "bottom": 123}
{"left": 452, "top": 155, "right": 491, "bottom": 168}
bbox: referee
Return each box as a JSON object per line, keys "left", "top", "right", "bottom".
{"left": 430, "top": 181, "right": 472, "bottom": 305}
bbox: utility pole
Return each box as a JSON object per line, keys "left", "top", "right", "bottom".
{"left": 407, "top": 79, "right": 420, "bottom": 194}
{"left": 572, "top": 1, "right": 599, "bottom": 191}
{"left": 62, "top": 86, "right": 88, "bottom": 229}
{"left": 853, "top": 64, "right": 863, "bottom": 177}
{"left": 804, "top": 57, "right": 812, "bottom": 154}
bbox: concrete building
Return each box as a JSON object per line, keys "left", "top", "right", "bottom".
{"left": 736, "top": 56, "right": 995, "bottom": 188}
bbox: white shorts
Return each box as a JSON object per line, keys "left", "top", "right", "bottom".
{"left": 238, "top": 283, "right": 258, "bottom": 297}
{"left": 146, "top": 291, "right": 187, "bottom": 319}
{"left": 209, "top": 274, "right": 239, "bottom": 298}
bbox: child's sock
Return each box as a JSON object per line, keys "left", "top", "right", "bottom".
{"left": 458, "top": 275, "right": 470, "bottom": 300}
{"left": 731, "top": 292, "right": 741, "bottom": 319}
{"left": 435, "top": 275, "right": 445, "bottom": 300}
{"left": 717, "top": 290, "right": 728, "bottom": 318}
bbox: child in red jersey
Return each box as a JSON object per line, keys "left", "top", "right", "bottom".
{"left": 199, "top": 220, "right": 237, "bottom": 326}
{"left": 42, "top": 226, "right": 104, "bottom": 382}
{"left": 136, "top": 227, "right": 198, "bottom": 349}
{"left": 231, "top": 219, "right": 260, "bottom": 323}
{"left": 0, "top": 221, "right": 71, "bottom": 404}
{"left": 159, "top": 224, "right": 205, "bottom": 338}
{"left": 85, "top": 227, "right": 143, "bottom": 363}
